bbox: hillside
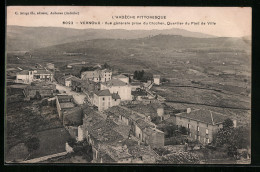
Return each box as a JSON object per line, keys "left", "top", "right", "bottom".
{"left": 32, "top": 34, "right": 250, "bottom": 56}
{"left": 6, "top": 25, "right": 216, "bottom": 51}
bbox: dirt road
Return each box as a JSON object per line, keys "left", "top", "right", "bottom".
{"left": 55, "top": 83, "right": 86, "bottom": 105}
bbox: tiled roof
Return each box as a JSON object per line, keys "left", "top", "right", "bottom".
{"left": 57, "top": 94, "right": 73, "bottom": 100}
{"left": 136, "top": 119, "right": 154, "bottom": 130}
{"left": 34, "top": 69, "right": 52, "bottom": 75}
{"left": 17, "top": 70, "right": 29, "bottom": 75}
{"left": 114, "top": 74, "right": 128, "bottom": 79}
{"left": 62, "top": 75, "right": 79, "bottom": 81}
{"left": 130, "top": 82, "right": 141, "bottom": 86}
{"left": 99, "top": 150, "right": 116, "bottom": 163}
{"left": 60, "top": 102, "right": 75, "bottom": 109}
{"left": 144, "top": 127, "right": 164, "bottom": 136}
{"left": 95, "top": 89, "right": 111, "bottom": 96}
{"left": 105, "top": 145, "right": 133, "bottom": 161}
{"left": 122, "top": 139, "right": 158, "bottom": 163}
{"left": 102, "top": 79, "right": 128, "bottom": 87}
{"left": 105, "top": 106, "right": 133, "bottom": 118}
{"left": 175, "top": 109, "right": 229, "bottom": 125}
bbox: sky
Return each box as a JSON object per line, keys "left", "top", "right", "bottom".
{"left": 7, "top": 6, "right": 252, "bottom": 37}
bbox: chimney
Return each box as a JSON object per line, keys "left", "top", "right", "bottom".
{"left": 187, "top": 108, "right": 191, "bottom": 114}
{"left": 233, "top": 119, "right": 237, "bottom": 128}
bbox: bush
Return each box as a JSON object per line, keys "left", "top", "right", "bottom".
{"left": 157, "top": 151, "right": 200, "bottom": 164}
{"left": 213, "top": 119, "right": 250, "bottom": 158}
{"left": 179, "top": 126, "right": 188, "bottom": 135}
{"left": 67, "top": 138, "right": 77, "bottom": 147}
{"left": 25, "top": 137, "right": 40, "bottom": 153}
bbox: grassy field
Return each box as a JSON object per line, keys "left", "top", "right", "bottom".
{"left": 5, "top": 99, "right": 63, "bottom": 161}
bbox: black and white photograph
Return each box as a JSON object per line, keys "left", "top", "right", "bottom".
{"left": 5, "top": 6, "right": 251, "bottom": 164}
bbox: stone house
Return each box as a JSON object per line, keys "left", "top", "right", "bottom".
{"left": 81, "top": 69, "right": 112, "bottom": 83}
{"left": 58, "top": 75, "right": 79, "bottom": 87}
{"left": 175, "top": 108, "right": 237, "bottom": 144}
{"left": 16, "top": 69, "right": 53, "bottom": 84}
{"left": 92, "top": 89, "right": 121, "bottom": 111}
{"left": 153, "top": 75, "right": 160, "bottom": 85}
{"left": 101, "top": 79, "right": 132, "bottom": 101}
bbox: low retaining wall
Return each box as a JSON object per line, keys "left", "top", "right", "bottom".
{"left": 21, "top": 151, "right": 67, "bottom": 163}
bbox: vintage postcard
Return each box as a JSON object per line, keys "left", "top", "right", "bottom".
{"left": 5, "top": 6, "right": 251, "bottom": 164}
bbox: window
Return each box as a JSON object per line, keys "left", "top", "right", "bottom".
{"left": 103, "top": 97, "right": 105, "bottom": 101}
{"left": 206, "top": 138, "right": 210, "bottom": 144}
{"left": 197, "top": 126, "right": 200, "bottom": 131}
{"left": 206, "top": 129, "right": 209, "bottom": 135}
{"left": 187, "top": 124, "right": 190, "bottom": 129}
{"left": 198, "top": 135, "right": 200, "bottom": 141}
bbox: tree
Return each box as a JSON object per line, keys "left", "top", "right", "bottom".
{"left": 179, "top": 126, "right": 188, "bottom": 135}
{"left": 103, "top": 62, "right": 110, "bottom": 69}
{"left": 214, "top": 118, "right": 234, "bottom": 147}
{"left": 134, "top": 71, "right": 138, "bottom": 79}
{"left": 67, "top": 137, "right": 77, "bottom": 147}
{"left": 24, "top": 137, "right": 40, "bottom": 160}
{"left": 223, "top": 118, "right": 234, "bottom": 129}
{"left": 213, "top": 118, "right": 250, "bottom": 158}
{"left": 25, "top": 137, "right": 40, "bottom": 153}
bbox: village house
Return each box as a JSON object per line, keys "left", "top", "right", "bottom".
{"left": 16, "top": 69, "right": 53, "bottom": 84}
{"left": 153, "top": 75, "right": 160, "bottom": 85}
{"left": 175, "top": 108, "right": 237, "bottom": 144}
{"left": 92, "top": 89, "right": 121, "bottom": 111}
{"left": 23, "top": 82, "right": 56, "bottom": 100}
{"left": 81, "top": 69, "right": 112, "bottom": 83}
{"left": 58, "top": 75, "right": 79, "bottom": 87}
{"left": 70, "top": 77, "right": 86, "bottom": 92}
{"left": 100, "top": 79, "right": 132, "bottom": 101}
